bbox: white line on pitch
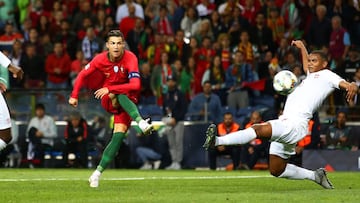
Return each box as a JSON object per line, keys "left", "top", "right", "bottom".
{"left": 0, "top": 175, "right": 272, "bottom": 182}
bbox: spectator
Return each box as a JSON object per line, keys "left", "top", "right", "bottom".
{"left": 329, "top": 15, "right": 351, "bottom": 67}
{"left": 179, "top": 56, "right": 195, "bottom": 102}
{"left": 242, "top": 0, "right": 259, "bottom": 25}
{"left": 136, "top": 132, "right": 163, "bottom": 170}
{"left": 280, "top": 0, "right": 301, "bottom": 39}
{"left": 323, "top": 111, "right": 357, "bottom": 151}
{"left": 180, "top": 7, "right": 201, "bottom": 37}
{"left": 267, "top": 7, "right": 285, "bottom": 45}
{"left": 151, "top": 5, "right": 174, "bottom": 36}
{"left": 71, "top": 0, "right": 97, "bottom": 33}
{"left": 196, "top": 0, "right": 216, "bottom": 19}
{"left": 115, "top": 0, "right": 144, "bottom": 24}
{"left": 0, "top": 21, "right": 23, "bottom": 52}
{"left": 28, "top": 0, "right": 51, "bottom": 28}
{"left": 348, "top": 67, "right": 360, "bottom": 120}
{"left": 53, "top": 19, "right": 78, "bottom": 60}
{"left": 193, "top": 36, "right": 216, "bottom": 94}
{"left": 139, "top": 62, "right": 155, "bottom": 105}
{"left": 194, "top": 18, "right": 214, "bottom": 43}
{"left": 235, "top": 30, "right": 254, "bottom": 64}
{"left": 225, "top": 50, "right": 255, "bottom": 110}
{"left": 26, "top": 103, "right": 57, "bottom": 168}
{"left": 341, "top": 46, "right": 360, "bottom": 81}
{"left": 306, "top": 4, "right": 331, "bottom": 50}
{"left": 209, "top": 11, "right": 226, "bottom": 41}
{"left": 0, "top": 0, "right": 16, "bottom": 30}
{"left": 151, "top": 51, "right": 176, "bottom": 105}
{"left": 81, "top": 26, "right": 105, "bottom": 61}
{"left": 249, "top": 12, "right": 274, "bottom": 59}
{"left": 241, "top": 110, "right": 269, "bottom": 169}
{"left": 20, "top": 43, "right": 46, "bottom": 89}
{"left": 119, "top": 4, "right": 141, "bottom": 39}
{"left": 36, "top": 14, "right": 51, "bottom": 37}
{"left": 201, "top": 55, "right": 227, "bottom": 105}
{"left": 23, "top": 28, "right": 44, "bottom": 57}
{"left": 126, "top": 18, "right": 147, "bottom": 62}
{"left": 217, "top": 0, "right": 244, "bottom": 16}
{"left": 45, "top": 41, "right": 71, "bottom": 90}
{"left": 70, "top": 50, "right": 88, "bottom": 87}
{"left": 63, "top": 111, "right": 88, "bottom": 168}
{"left": 208, "top": 112, "right": 241, "bottom": 170}
{"left": 146, "top": 33, "right": 169, "bottom": 66}
{"left": 187, "top": 80, "right": 222, "bottom": 124}
{"left": 217, "top": 33, "right": 232, "bottom": 71}
{"left": 162, "top": 74, "right": 187, "bottom": 170}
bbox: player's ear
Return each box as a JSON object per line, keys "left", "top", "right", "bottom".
{"left": 322, "top": 60, "right": 328, "bottom": 68}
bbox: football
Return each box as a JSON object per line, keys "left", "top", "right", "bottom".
{"left": 273, "top": 70, "right": 298, "bottom": 95}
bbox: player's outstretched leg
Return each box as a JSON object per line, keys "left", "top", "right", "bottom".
{"left": 203, "top": 124, "right": 217, "bottom": 150}
{"left": 116, "top": 94, "right": 153, "bottom": 135}
{"left": 314, "top": 168, "right": 334, "bottom": 189}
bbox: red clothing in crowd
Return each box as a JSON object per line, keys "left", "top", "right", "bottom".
{"left": 45, "top": 52, "right": 72, "bottom": 84}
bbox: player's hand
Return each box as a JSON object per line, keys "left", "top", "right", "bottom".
{"left": 94, "top": 87, "right": 109, "bottom": 99}
{"left": 8, "top": 64, "right": 24, "bottom": 80}
{"left": 345, "top": 82, "right": 358, "bottom": 102}
{"left": 291, "top": 40, "right": 305, "bottom": 49}
{"left": 0, "top": 82, "right": 7, "bottom": 93}
{"left": 69, "top": 97, "right": 78, "bottom": 107}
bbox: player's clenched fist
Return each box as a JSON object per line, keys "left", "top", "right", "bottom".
{"left": 68, "top": 97, "right": 78, "bottom": 107}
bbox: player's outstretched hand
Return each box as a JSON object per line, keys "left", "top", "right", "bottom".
{"left": 94, "top": 87, "right": 109, "bottom": 99}
{"left": 291, "top": 40, "right": 305, "bottom": 49}
{"left": 346, "top": 82, "right": 358, "bottom": 102}
{"left": 8, "top": 64, "right": 24, "bottom": 80}
{"left": 69, "top": 97, "right": 78, "bottom": 107}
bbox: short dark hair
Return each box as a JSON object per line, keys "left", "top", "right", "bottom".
{"left": 106, "top": 29, "right": 124, "bottom": 41}
{"left": 310, "top": 50, "right": 328, "bottom": 62}
{"left": 35, "top": 103, "right": 45, "bottom": 110}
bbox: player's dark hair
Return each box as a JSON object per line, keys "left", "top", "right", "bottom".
{"left": 310, "top": 50, "right": 328, "bottom": 62}
{"left": 106, "top": 29, "right": 124, "bottom": 41}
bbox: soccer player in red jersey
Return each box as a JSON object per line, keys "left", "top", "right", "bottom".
{"left": 69, "top": 30, "right": 153, "bottom": 187}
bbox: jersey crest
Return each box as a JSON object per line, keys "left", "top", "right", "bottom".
{"left": 114, "top": 65, "right": 119, "bottom": 73}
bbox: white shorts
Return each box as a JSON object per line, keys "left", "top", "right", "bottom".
{"left": 268, "top": 116, "right": 308, "bottom": 159}
{"left": 0, "top": 94, "right": 11, "bottom": 130}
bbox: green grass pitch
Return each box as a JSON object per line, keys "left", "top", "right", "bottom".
{"left": 0, "top": 169, "right": 359, "bottom": 203}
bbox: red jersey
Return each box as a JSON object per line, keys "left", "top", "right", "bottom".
{"left": 71, "top": 50, "right": 141, "bottom": 103}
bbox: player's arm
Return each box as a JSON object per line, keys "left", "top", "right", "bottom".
{"left": 339, "top": 81, "right": 358, "bottom": 102}
{"left": 0, "top": 51, "right": 23, "bottom": 80}
{"left": 291, "top": 40, "right": 309, "bottom": 73}
{"left": 69, "top": 63, "right": 97, "bottom": 107}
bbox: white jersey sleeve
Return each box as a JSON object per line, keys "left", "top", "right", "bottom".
{"left": 0, "top": 51, "right": 11, "bottom": 68}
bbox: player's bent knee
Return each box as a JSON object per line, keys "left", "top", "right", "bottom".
{"left": 269, "top": 167, "right": 285, "bottom": 177}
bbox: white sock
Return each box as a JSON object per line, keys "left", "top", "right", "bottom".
{"left": 215, "top": 127, "right": 257, "bottom": 146}
{"left": 279, "top": 164, "right": 315, "bottom": 180}
{"left": 0, "top": 139, "right": 7, "bottom": 151}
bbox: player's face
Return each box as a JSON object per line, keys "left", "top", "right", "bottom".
{"left": 308, "top": 54, "right": 327, "bottom": 73}
{"left": 106, "top": 36, "right": 126, "bottom": 60}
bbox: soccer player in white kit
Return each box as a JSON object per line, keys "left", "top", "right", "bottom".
{"left": 0, "top": 51, "right": 24, "bottom": 152}
{"left": 203, "top": 40, "right": 359, "bottom": 189}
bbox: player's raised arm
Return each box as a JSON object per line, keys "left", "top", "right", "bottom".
{"left": 291, "top": 40, "right": 309, "bottom": 73}
{"left": 339, "top": 81, "right": 359, "bottom": 102}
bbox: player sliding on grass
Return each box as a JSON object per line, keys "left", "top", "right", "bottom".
{"left": 69, "top": 30, "right": 153, "bottom": 188}
{"left": 204, "top": 40, "right": 359, "bottom": 189}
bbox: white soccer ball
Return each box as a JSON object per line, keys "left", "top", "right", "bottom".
{"left": 273, "top": 70, "right": 298, "bottom": 95}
